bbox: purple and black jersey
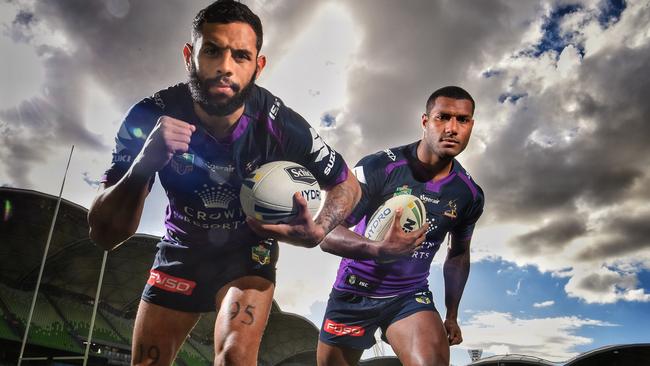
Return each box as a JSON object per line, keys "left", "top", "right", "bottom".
{"left": 333, "top": 142, "right": 484, "bottom": 296}
{"left": 102, "top": 83, "right": 348, "bottom": 248}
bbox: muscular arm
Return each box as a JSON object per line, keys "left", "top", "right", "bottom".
{"left": 320, "top": 209, "right": 428, "bottom": 260}
{"left": 443, "top": 235, "right": 471, "bottom": 345}
{"left": 314, "top": 169, "right": 361, "bottom": 238}
{"left": 320, "top": 225, "right": 379, "bottom": 260}
{"left": 88, "top": 162, "right": 153, "bottom": 251}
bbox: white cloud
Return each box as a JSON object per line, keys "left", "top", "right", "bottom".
{"left": 461, "top": 311, "right": 615, "bottom": 362}
{"left": 533, "top": 300, "right": 555, "bottom": 308}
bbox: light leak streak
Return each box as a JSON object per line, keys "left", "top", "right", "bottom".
{"left": 3, "top": 199, "right": 12, "bottom": 221}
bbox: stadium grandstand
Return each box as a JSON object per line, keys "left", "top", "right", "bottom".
{"left": 0, "top": 187, "right": 408, "bottom": 365}
{"left": 2, "top": 186, "right": 647, "bottom": 366}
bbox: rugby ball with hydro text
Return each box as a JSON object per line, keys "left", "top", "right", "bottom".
{"left": 364, "top": 194, "right": 426, "bottom": 242}
{"left": 240, "top": 161, "right": 322, "bottom": 224}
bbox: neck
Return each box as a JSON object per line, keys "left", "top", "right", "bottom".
{"left": 193, "top": 103, "right": 245, "bottom": 139}
{"left": 415, "top": 140, "right": 453, "bottom": 181}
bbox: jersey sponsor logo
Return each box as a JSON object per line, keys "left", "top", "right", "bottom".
{"left": 301, "top": 189, "right": 321, "bottom": 201}
{"left": 152, "top": 92, "right": 166, "bottom": 110}
{"left": 393, "top": 185, "right": 412, "bottom": 196}
{"left": 323, "top": 319, "right": 365, "bottom": 337}
{"left": 206, "top": 162, "right": 235, "bottom": 184}
{"left": 352, "top": 166, "right": 366, "bottom": 184}
{"left": 194, "top": 184, "right": 237, "bottom": 209}
{"left": 419, "top": 194, "right": 440, "bottom": 204}
{"left": 383, "top": 148, "right": 396, "bottom": 161}
{"left": 147, "top": 270, "right": 196, "bottom": 295}
{"left": 171, "top": 153, "right": 194, "bottom": 175}
{"left": 112, "top": 153, "right": 132, "bottom": 163}
{"left": 285, "top": 166, "right": 317, "bottom": 185}
{"left": 269, "top": 98, "right": 281, "bottom": 120}
{"left": 345, "top": 274, "right": 377, "bottom": 291}
{"left": 444, "top": 199, "right": 458, "bottom": 219}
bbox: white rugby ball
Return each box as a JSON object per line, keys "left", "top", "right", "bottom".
{"left": 240, "top": 161, "right": 322, "bottom": 224}
{"left": 364, "top": 194, "right": 426, "bottom": 243}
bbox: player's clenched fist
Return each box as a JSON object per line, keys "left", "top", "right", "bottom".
{"left": 133, "top": 116, "right": 196, "bottom": 175}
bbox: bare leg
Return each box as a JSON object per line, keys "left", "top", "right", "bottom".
{"left": 131, "top": 300, "right": 200, "bottom": 366}
{"left": 385, "top": 310, "right": 449, "bottom": 366}
{"left": 213, "top": 276, "right": 275, "bottom": 366}
{"left": 317, "top": 340, "right": 364, "bottom": 366}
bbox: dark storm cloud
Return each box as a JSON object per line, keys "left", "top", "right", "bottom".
{"left": 332, "top": 0, "right": 541, "bottom": 162}
{"left": 0, "top": 0, "right": 319, "bottom": 186}
{"left": 475, "top": 39, "right": 650, "bottom": 221}
{"left": 577, "top": 212, "right": 650, "bottom": 261}
{"left": 512, "top": 217, "right": 588, "bottom": 256}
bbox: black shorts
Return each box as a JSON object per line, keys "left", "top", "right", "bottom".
{"left": 141, "top": 238, "right": 279, "bottom": 313}
{"left": 319, "top": 288, "right": 437, "bottom": 350}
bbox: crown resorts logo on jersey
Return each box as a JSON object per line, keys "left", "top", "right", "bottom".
{"left": 394, "top": 185, "right": 412, "bottom": 196}
{"left": 285, "top": 166, "right": 317, "bottom": 185}
{"left": 195, "top": 184, "right": 237, "bottom": 209}
{"left": 171, "top": 153, "right": 194, "bottom": 175}
{"left": 444, "top": 199, "right": 458, "bottom": 219}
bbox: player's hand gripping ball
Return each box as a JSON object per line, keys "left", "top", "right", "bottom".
{"left": 240, "top": 161, "right": 322, "bottom": 224}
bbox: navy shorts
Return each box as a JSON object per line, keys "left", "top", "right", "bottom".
{"left": 319, "top": 288, "right": 437, "bottom": 350}
{"left": 141, "top": 238, "right": 279, "bottom": 313}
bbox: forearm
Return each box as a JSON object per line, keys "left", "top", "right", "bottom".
{"left": 88, "top": 163, "right": 153, "bottom": 250}
{"left": 443, "top": 244, "right": 470, "bottom": 320}
{"left": 320, "top": 225, "right": 380, "bottom": 259}
{"left": 315, "top": 169, "right": 361, "bottom": 237}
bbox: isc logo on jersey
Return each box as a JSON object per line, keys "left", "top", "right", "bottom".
{"left": 240, "top": 161, "right": 322, "bottom": 224}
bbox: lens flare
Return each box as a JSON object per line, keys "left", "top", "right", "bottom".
{"left": 132, "top": 127, "right": 144, "bottom": 139}
{"left": 3, "top": 200, "right": 12, "bottom": 222}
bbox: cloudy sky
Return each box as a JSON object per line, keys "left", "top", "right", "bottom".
{"left": 1, "top": 0, "right": 649, "bottom": 364}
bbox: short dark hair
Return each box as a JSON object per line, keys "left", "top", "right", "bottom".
{"left": 192, "top": 0, "right": 263, "bottom": 53}
{"left": 426, "top": 86, "right": 475, "bottom": 115}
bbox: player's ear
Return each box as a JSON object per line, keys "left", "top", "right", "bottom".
{"left": 255, "top": 54, "right": 267, "bottom": 78}
{"left": 183, "top": 43, "right": 193, "bottom": 72}
{"left": 421, "top": 113, "right": 428, "bottom": 129}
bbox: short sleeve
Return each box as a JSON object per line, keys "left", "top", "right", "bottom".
{"left": 451, "top": 186, "right": 485, "bottom": 241}
{"left": 275, "top": 103, "right": 348, "bottom": 189}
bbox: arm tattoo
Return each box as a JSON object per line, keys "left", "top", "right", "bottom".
{"left": 316, "top": 181, "right": 357, "bottom": 235}
{"left": 242, "top": 304, "right": 255, "bottom": 325}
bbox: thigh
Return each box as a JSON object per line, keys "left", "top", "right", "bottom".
{"left": 213, "top": 275, "right": 275, "bottom": 364}
{"left": 131, "top": 300, "right": 200, "bottom": 366}
{"left": 317, "top": 340, "right": 364, "bottom": 366}
{"left": 384, "top": 310, "right": 449, "bottom": 366}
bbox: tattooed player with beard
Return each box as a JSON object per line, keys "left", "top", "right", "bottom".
{"left": 88, "top": 1, "right": 360, "bottom": 365}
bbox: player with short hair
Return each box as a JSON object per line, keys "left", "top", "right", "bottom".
{"left": 318, "top": 86, "right": 484, "bottom": 366}
{"left": 87, "top": 1, "right": 360, "bottom": 365}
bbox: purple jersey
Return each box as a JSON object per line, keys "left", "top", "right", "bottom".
{"left": 333, "top": 142, "right": 484, "bottom": 296}
{"left": 102, "top": 83, "right": 348, "bottom": 247}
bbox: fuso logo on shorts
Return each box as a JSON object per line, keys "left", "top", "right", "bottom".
{"left": 147, "top": 270, "right": 196, "bottom": 295}
{"left": 324, "top": 319, "right": 365, "bottom": 337}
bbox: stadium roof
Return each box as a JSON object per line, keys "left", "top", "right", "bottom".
{"left": 468, "top": 353, "right": 559, "bottom": 365}
{"left": 563, "top": 343, "right": 650, "bottom": 366}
